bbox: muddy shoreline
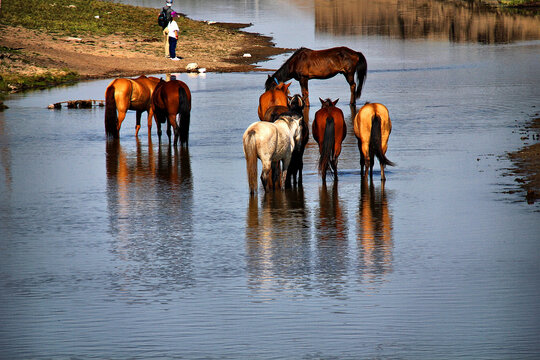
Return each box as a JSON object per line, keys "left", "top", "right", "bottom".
{"left": 507, "top": 116, "right": 540, "bottom": 204}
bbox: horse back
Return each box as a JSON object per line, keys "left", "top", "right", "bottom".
{"left": 296, "top": 47, "right": 361, "bottom": 78}
{"left": 257, "top": 88, "right": 289, "bottom": 120}
{"left": 263, "top": 105, "right": 289, "bottom": 122}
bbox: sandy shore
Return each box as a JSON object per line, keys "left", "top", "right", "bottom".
{"left": 0, "top": 22, "right": 289, "bottom": 83}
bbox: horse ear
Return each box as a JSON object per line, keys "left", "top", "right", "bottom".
{"left": 284, "top": 82, "right": 291, "bottom": 91}
{"left": 319, "top": 98, "right": 324, "bottom": 105}
{"left": 333, "top": 98, "right": 339, "bottom": 106}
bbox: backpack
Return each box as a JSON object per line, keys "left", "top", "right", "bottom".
{"left": 158, "top": 9, "right": 167, "bottom": 28}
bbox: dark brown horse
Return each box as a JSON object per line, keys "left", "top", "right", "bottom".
{"left": 151, "top": 79, "right": 192, "bottom": 146}
{"left": 312, "top": 98, "right": 347, "bottom": 183}
{"left": 265, "top": 47, "right": 367, "bottom": 107}
{"left": 257, "top": 82, "right": 290, "bottom": 120}
{"left": 353, "top": 102, "right": 394, "bottom": 180}
{"left": 105, "top": 75, "right": 161, "bottom": 138}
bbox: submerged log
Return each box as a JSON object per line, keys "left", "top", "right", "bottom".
{"left": 47, "top": 99, "right": 105, "bottom": 109}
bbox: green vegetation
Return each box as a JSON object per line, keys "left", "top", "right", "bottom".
{"left": 498, "top": 0, "right": 539, "bottom": 6}
{"left": 0, "top": 0, "right": 159, "bottom": 36}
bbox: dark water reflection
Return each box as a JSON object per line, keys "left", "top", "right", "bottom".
{"left": 315, "top": 183, "right": 349, "bottom": 296}
{"left": 105, "top": 139, "right": 194, "bottom": 300}
{"left": 245, "top": 190, "right": 312, "bottom": 293}
{"left": 314, "top": 0, "right": 540, "bottom": 43}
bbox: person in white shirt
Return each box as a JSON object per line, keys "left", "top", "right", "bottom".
{"left": 160, "top": 0, "right": 174, "bottom": 57}
{"left": 168, "top": 11, "right": 182, "bottom": 61}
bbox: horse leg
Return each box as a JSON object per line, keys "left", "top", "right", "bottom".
{"left": 166, "top": 116, "right": 173, "bottom": 145}
{"left": 358, "top": 142, "right": 365, "bottom": 176}
{"left": 116, "top": 110, "right": 127, "bottom": 136}
{"left": 300, "top": 77, "right": 310, "bottom": 107}
{"left": 346, "top": 73, "right": 356, "bottom": 106}
{"left": 135, "top": 110, "right": 142, "bottom": 136}
{"left": 271, "top": 161, "right": 281, "bottom": 190}
{"left": 260, "top": 160, "right": 272, "bottom": 192}
{"left": 381, "top": 162, "right": 386, "bottom": 182}
{"left": 330, "top": 159, "right": 338, "bottom": 181}
{"left": 147, "top": 109, "right": 154, "bottom": 136}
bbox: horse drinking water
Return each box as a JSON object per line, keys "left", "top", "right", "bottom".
{"left": 243, "top": 115, "right": 302, "bottom": 194}
{"left": 312, "top": 98, "right": 347, "bottom": 184}
{"left": 353, "top": 102, "right": 394, "bottom": 180}
{"left": 151, "top": 79, "right": 192, "bottom": 146}
{"left": 104, "top": 75, "right": 161, "bottom": 138}
{"left": 265, "top": 47, "right": 367, "bottom": 107}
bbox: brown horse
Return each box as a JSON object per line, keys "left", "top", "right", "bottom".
{"left": 104, "top": 75, "right": 161, "bottom": 138}
{"left": 353, "top": 102, "right": 394, "bottom": 180}
{"left": 257, "top": 82, "right": 290, "bottom": 120}
{"left": 265, "top": 47, "right": 367, "bottom": 107}
{"left": 312, "top": 98, "right": 347, "bottom": 183}
{"left": 151, "top": 79, "right": 192, "bottom": 146}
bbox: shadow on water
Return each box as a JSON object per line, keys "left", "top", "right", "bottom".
{"left": 357, "top": 177, "right": 393, "bottom": 284}
{"left": 314, "top": 0, "right": 540, "bottom": 43}
{"left": 105, "top": 138, "right": 194, "bottom": 302}
{"left": 245, "top": 189, "right": 312, "bottom": 294}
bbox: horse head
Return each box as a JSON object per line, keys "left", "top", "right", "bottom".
{"left": 275, "top": 82, "right": 291, "bottom": 95}
{"left": 288, "top": 94, "right": 304, "bottom": 113}
{"left": 319, "top": 98, "right": 339, "bottom": 108}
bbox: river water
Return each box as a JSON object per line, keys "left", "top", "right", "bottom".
{"left": 1, "top": 1, "right": 539, "bottom": 358}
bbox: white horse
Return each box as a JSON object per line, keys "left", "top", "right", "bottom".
{"left": 243, "top": 115, "right": 302, "bottom": 194}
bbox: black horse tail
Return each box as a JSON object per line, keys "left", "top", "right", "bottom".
{"left": 319, "top": 116, "right": 336, "bottom": 177}
{"left": 370, "top": 114, "right": 395, "bottom": 167}
{"left": 178, "top": 86, "right": 191, "bottom": 145}
{"left": 104, "top": 83, "right": 119, "bottom": 138}
{"left": 355, "top": 51, "right": 368, "bottom": 100}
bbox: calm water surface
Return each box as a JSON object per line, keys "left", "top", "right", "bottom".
{"left": 1, "top": 1, "right": 540, "bottom": 358}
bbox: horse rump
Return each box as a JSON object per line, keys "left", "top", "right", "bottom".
{"left": 104, "top": 84, "right": 118, "bottom": 138}
{"left": 370, "top": 114, "right": 394, "bottom": 167}
{"left": 319, "top": 116, "right": 336, "bottom": 177}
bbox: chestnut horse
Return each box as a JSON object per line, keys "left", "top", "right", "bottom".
{"left": 151, "top": 79, "right": 192, "bottom": 146}
{"left": 312, "top": 98, "right": 347, "bottom": 183}
{"left": 265, "top": 47, "right": 367, "bottom": 107}
{"left": 257, "top": 82, "right": 290, "bottom": 120}
{"left": 104, "top": 75, "right": 161, "bottom": 138}
{"left": 243, "top": 115, "right": 302, "bottom": 194}
{"left": 353, "top": 102, "right": 394, "bottom": 180}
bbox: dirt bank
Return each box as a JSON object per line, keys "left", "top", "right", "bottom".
{"left": 507, "top": 116, "right": 540, "bottom": 204}
{"left": 0, "top": 21, "right": 288, "bottom": 84}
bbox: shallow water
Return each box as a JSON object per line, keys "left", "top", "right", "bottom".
{"left": 1, "top": 0, "right": 540, "bottom": 358}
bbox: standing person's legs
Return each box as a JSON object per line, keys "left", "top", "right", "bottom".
{"left": 169, "top": 37, "right": 177, "bottom": 59}
{"left": 163, "top": 28, "right": 169, "bottom": 57}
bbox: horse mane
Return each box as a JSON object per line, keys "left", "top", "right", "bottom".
{"left": 266, "top": 47, "right": 310, "bottom": 90}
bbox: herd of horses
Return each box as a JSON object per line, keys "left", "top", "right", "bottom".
{"left": 104, "top": 46, "right": 394, "bottom": 194}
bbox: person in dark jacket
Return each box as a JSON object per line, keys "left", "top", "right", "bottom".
{"left": 161, "top": 0, "right": 174, "bottom": 57}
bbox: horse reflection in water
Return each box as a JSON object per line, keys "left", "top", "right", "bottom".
{"left": 314, "top": 182, "right": 349, "bottom": 295}
{"left": 105, "top": 139, "right": 194, "bottom": 294}
{"left": 245, "top": 190, "right": 311, "bottom": 292}
{"left": 357, "top": 177, "right": 393, "bottom": 283}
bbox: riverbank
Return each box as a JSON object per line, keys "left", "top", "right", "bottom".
{"left": 0, "top": 0, "right": 289, "bottom": 95}
{"left": 508, "top": 117, "right": 540, "bottom": 204}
